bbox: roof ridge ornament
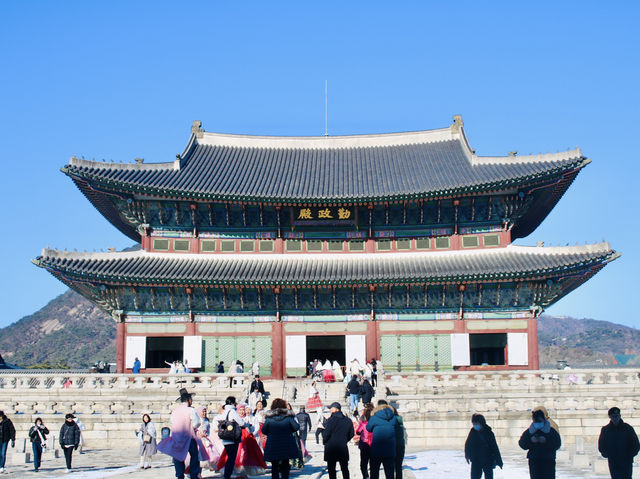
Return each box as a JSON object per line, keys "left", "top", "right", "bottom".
{"left": 191, "top": 120, "right": 204, "bottom": 139}
{"left": 451, "top": 115, "right": 463, "bottom": 134}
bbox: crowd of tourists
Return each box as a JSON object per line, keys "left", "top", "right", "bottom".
{"left": 308, "top": 358, "right": 380, "bottom": 386}
{"left": 0, "top": 383, "right": 638, "bottom": 478}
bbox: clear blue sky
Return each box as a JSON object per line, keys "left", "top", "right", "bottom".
{"left": 1, "top": 1, "right": 638, "bottom": 328}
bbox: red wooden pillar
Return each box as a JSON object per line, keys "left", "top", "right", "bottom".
{"left": 366, "top": 320, "right": 378, "bottom": 361}
{"left": 528, "top": 316, "right": 540, "bottom": 370}
{"left": 272, "top": 321, "right": 285, "bottom": 379}
{"left": 116, "top": 322, "right": 126, "bottom": 373}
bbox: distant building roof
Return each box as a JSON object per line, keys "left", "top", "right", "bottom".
{"left": 63, "top": 117, "right": 587, "bottom": 205}
{"left": 34, "top": 242, "right": 617, "bottom": 288}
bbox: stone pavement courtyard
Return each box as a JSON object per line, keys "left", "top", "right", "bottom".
{"left": 3, "top": 439, "right": 624, "bottom": 479}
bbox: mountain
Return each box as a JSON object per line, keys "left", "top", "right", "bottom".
{"left": 537, "top": 314, "right": 640, "bottom": 367}
{"left": 0, "top": 290, "right": 115, "bottom": 368}
{"left": 1, "top": 290, "right": 639, "bottom": 369}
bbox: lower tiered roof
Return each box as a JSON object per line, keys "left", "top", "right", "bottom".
{"left": 34, "top": 243, "right": 617, "bottom": 287}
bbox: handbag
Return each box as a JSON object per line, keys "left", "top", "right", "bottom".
{"left": 218, "top": 410, "right": 242, "bottom": 442}
{"left": 143, "top": 434, "right": 152, "bottom": 443}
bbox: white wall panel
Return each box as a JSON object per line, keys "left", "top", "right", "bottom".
{"left": 183, "top": 335, "right": 203, "bottom": 369}
{"left": 125, "top": 336, "right": 146, "bottom": 368}
{"left": 450, "top": 333, "right": 470, "bottom": 366}
{"left": 345, "top": 335, "right": 366, "bottom": 364}
{"left": 507, "top": 332, "right": 529, "bottom": 366}
{"left": 285, "top": 335, "right": 307, "bottom": 368}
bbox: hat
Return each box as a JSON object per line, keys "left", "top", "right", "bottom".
{"left": 608, "top": 407, "right": 621, "bottom": 417}
{"left": 329, "top": 402, "right": 342, "bottom": 410}
{"left": 176, "top": 388, "right": 195, "bottom": 403}
{"left": 532, "top": 409, "right": 545, "bottom": 422}
{"left": 65, "top": 413, "right": 76, "bottom": 419}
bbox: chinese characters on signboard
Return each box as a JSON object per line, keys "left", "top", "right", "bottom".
{"left": 293, "top": 206, "right": 355, "bottom": 224}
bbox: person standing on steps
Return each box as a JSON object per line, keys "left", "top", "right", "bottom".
{"left": 598, "top": 407, "right": 640, "bottom": 479}
{"left": 519, "top": 409, "right": 561, "bottom": 479}
{"left": 323, "top": 402, "right": 354, "bottom": 479}
{"left": 59, "top": 413, "right": 81, "bottom": 473}
{"left": 29, "top": 417, "right": 49, "bottom": 472}
{"left": 347, "top": 375, "right": 361, "bottom": 413}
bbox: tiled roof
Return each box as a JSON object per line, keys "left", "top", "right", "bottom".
{"left": 63, "top": 120, "right": 587, "bottom": 204}
{"left": 34, "top": 243, "right": 617, "bottom": 286}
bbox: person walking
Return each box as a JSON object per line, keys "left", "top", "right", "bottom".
{"left": 464, "top": 414, "right": 503, "bottom": 479}
{"left": 295, "top": 406, "right": 313, "bottom": 447}
{"left": 132, "top": 357, "right": 141, "bottom": 374}
{"left": 347, "top": 375, "right": 361, "bottom": 413}
{"left": 0, "top": 411, "right": 15, "bottom": 474}
{"left": 215, "top": 396, "right": 245, "bottom": 479}
{"left": 360, "top": 378, "right": 375, "bottom": 406}
{"left": 323, "top": 402, "right": 354, "bottom": 479}
{"left": 315, "top": 409, "right": 328, "bottom": 445}
{"left": 136, "top": 413, "right": 157, "bottom": 469}
{"left": 392, "top": 405, "right": 406, "bottom": 479}
{"left": 29, "top": 417, "right": 49, "bottom": 472}
{"left": 262, "top": 398, "right": 301, "bottom": 479}
{"left": 598, "top": 407, "right": 640, "bottom": 479}
{"left": 59, "top": 413, "right": 81, "bottom": 473}
{"left": 519, "top": 409, "right": 561, "bottom": 479}
{"left": 157, "top": 388, "right": 202, "bottom": 479}
{"left": 370, "top": 359, "right": 378, "bottom": 388}
{"left": 307, "top": 381, "right": 324, "bottom": 411}
{"left": 356, "top": 403, "right": 374, "bottom": 479}
{"left": 366, "top": 400, "right": 398, "bottom": 479}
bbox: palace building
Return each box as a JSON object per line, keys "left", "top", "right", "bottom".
{"left": 34, "top": 116, "right": 618, "bottom": 376}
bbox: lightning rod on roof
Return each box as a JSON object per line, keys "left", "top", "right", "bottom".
{"left": 324, "top": 80, "right": 328, "bottom": 137}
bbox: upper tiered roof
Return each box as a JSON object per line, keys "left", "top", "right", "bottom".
{"left": 63, "top": 117, "right": 587, "bottom": 206}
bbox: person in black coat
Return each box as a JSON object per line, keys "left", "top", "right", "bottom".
{"left": 263, "top": 399, "right": 301, "bottom": 479}
{"left": 360, "top": 379, "right": 374, "bottom": 405}
{"left": 598, "top": 407, "right": 640, "bottom": 479}
{"left": 0, "top": 411, "right": 16, "bottom": 473}
{"left": 464, "top": 414, "right": 503, "bottom": 479}
{"left": 295, "top": 406, "right": 313, "bottom": 447}
{"left": 29, "top": 417, "right": 50, "bottom": 472}
{"left": 250, "top": 375, "right": 266, "bottom": 395}
{"left": 59, "top": 413, "right": 81, "bottom": 472}
{"left": 519, "top": 409, "right": 561, "bottom": 479}
{"left": 323, "top": 402, "right": 355, "bottom": 479}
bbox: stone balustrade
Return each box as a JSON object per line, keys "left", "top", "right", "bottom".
{"left": 0, "top": 368, "right": 638, "bottom": 454}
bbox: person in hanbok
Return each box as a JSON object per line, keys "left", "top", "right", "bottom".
{"left": 350, "top": 359, "right": 362, "bottom": 378}
{"left": 136, "top": 414, "right": 157, "bottom": 469}
{"left": 196, "top": 406, "right": 223, "bottom": 471}
{"left": 332, "top": 360, "right": 344, "bottom": 382}
{"left": 322, "top": 360, "right": 336, "bottom": 382}
{"left": 157, "top": 388, "right": 201, "bottom": 479}
{"left": 217, "top": 404, "right": 267, "bottom": 477}
{"left": 254, "top": 401, "right": 267, "bottom": 450}
{"left": 307, "top": 381, "right": 323, "bottom": 411}
{"left": 251, "top": 361, "right": 260, "bottom": 377}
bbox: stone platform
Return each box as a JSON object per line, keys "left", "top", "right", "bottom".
{"left": 1, "top": 368, "right": 639, "bottom": 477}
